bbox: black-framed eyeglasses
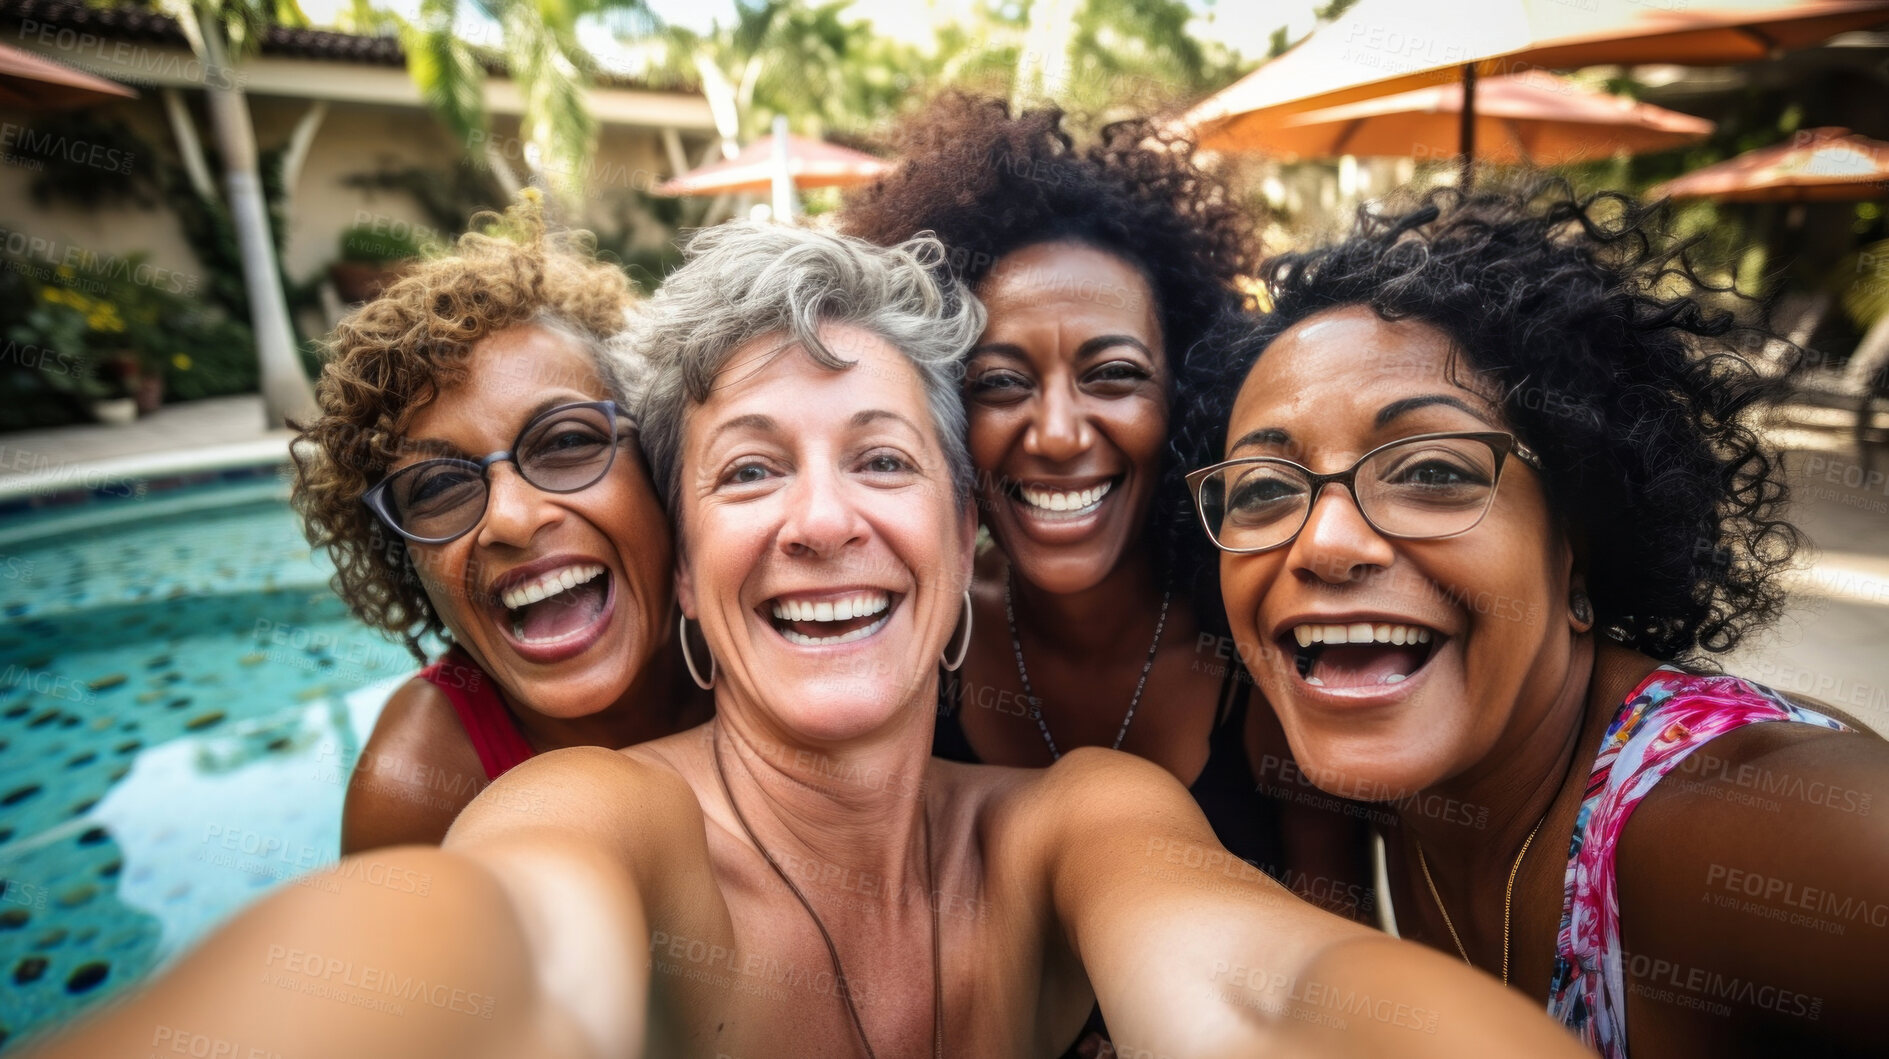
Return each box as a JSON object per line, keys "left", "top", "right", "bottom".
{"left": 1185, "top": 431, "right": 1543, "bottom": 555}
{"left": 362, "top": 400, "right": 631, "bottom": 545}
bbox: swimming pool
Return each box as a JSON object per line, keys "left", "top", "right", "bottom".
{"left": 0, "top": 471, "right": 411, "bottom": 1050}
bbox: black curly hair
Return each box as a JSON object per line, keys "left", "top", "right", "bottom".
{"left": 1175, "top": 179, "right": 1798, "bottom": 663}
{"left": 841, "top": 91, "right": 1262, "bottom": 574}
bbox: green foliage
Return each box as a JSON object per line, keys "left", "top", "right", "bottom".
{"left": 357, "top": 0, "right": 657, "bottom": 202}
{"left": 1838, "top": 237, "right": 1889, "bottom": 330}
{"left": 1066, "top": 0, "right": 1242, "bottom": 119}
{"left": 16, "top": 114, "right": 160, "bottom": 210}
{"left": 0, "top": 277, "right": 114, "bottom": 427}
{"left": 336, "top": 222, "right": 431, "bottom": 263}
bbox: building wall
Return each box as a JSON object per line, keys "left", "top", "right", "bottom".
{"left": 0, "top": 96, "right": 205, "bottom": 296}
{"left": 3, "top": 53, "right": 711, "bottom": 336}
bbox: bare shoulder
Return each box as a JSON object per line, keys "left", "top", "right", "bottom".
{"left": 998, "top": 747, "right": 1207, "bottom": 858}
{"left": 450, "top": 743, "right": 703, "bottom": 847}
{"left": 341, "top": 675, "right": 485, "bottom": 854}
{"left": 1618, "top": 720, "right": 1889, "bottom": 1044}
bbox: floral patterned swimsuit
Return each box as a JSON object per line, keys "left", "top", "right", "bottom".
{"left": 1546, "top": 666, "right": 1852, "bottom": 1057}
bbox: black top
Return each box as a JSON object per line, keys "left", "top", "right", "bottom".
{"left": 934, "top": 663, "right": 1286, "bottom": 875}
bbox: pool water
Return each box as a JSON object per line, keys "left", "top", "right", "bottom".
{"left": 0, "top": 473, "right": 413, "bottom": 1050}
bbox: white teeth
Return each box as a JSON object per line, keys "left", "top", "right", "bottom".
{"left": 499, "top": 563, "right": 605, "bottom": 611}
{"left": 1381, "top": 673, "right": 1407, "bottom": 684}
{"left": 1305, "top": 676, "right": 1326, "bottom": 687}
{"left": 1017, "top": 480, "right": 1112, "bottom": 515}
{"left": 778, "top": 613, "right": 890, "bottom": 646}
{"left": 1289, "top": 622, "right": 1437, "bottom": 648}
{"left": 769, "top": 591, "right": 891, "bottom": 624}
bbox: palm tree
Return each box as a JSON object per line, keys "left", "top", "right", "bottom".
{"left": 635, "top": 0, "right": 925, "bottom": 150}
{"left": 346, "top": 0, "right": 657, "bottom": 204}
{"left": 158, "top": 0, "right": 319, "bottom": 426}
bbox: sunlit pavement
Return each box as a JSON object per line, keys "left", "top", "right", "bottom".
{"left": 1732, "top": 402, "right": 1889, "bottom": 735}
{"left": 0, "top": 396, "right": 289, "bottom": 503}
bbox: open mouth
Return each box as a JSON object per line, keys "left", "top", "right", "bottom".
{"left": 1284, "top": 621, "right": 1440, "bottom": 690}
{"left": 497, "top": 563, "right": 612, "bottom": 645}
{"left": 764, "top": 590, "right": 899, "bottom": 646}
{"left": 1010, "top": 477, "right": 1117, "bottom": 521}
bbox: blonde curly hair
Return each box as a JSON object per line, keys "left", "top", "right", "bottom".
{"left": 291, "top": 197, "right": 641, "bottom": 657}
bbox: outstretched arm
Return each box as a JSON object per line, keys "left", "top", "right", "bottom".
{"left": 1037, "top": 748, "right": 1588, "bottom": 1058}
{"left": 24, "top": 747, "right": 707, "bottom": 1059}
{"left": 21, "top": 837, "right": 646, "bottom": 1059}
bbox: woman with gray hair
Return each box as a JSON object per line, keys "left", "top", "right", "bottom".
{"left": 27, "top": 222, "right": 1585, "bottom": 1059}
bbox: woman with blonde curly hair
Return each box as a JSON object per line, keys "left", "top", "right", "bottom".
{"left": 293, "top": 199, "right": 709, "bottom": 853}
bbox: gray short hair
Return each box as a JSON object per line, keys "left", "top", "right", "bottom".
{"left": 627, "top": 221, "right": 985, "bottom": 514}
{"left": 529, "top": 309, "right": 649, "bottom": 429}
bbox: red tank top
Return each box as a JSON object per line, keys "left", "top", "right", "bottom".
{"left": 417, "top": 645, "right": 535, "bottom": 781}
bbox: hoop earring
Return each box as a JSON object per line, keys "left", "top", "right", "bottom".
{"left": 679, "top": 612, "right": 717, "bottom": 690}
{"left": 941, "top": 589, "right": 973, "bottom": 671}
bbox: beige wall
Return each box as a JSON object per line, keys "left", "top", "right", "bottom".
{"left": 0, "top": 96, "right": 204, "bottom": 293}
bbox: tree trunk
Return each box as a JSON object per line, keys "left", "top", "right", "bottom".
{"left": 194, "top": 9, "right": 319, "bottom": 428}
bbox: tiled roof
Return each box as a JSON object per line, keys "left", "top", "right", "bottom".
{"left": 0, "top": 0, "right": 693, "bottom": 91}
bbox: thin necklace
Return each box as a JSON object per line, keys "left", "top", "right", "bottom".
{"left": 711, "top": 730, "right": 943, "bottom": 1059}
{"left": 1414, "top": 816, "right": 1544, "bottom": 986}
{"left": 1410, "top": 702, "right": 1591, "bottom": 986}
{"left": 1004, "top": 574, "right": 1171, "bottom": 761}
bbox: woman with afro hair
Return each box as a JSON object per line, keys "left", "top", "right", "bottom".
{"left": 843, "top": 94, "right": 1371, "bottom": 923}
{"left": 1184, "top": 179, "right": 1889, "bottom": 1057}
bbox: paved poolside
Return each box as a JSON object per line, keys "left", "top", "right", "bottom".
{"left": 0, "top": 396, "right": 291, "bottom": 502}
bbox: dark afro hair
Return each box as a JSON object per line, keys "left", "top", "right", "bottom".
{"left": 841, "top": 91, "right": 1262, "bottom": 572}
{"left": 1176, "top": 179, "right": 1798, "bottom": 664}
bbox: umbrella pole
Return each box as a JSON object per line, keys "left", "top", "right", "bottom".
{"left": 771, "top": 115, "right": 794, "bottom": 223}
{"left": 1459, "top": 63, "right": 1477, "bottom": 189}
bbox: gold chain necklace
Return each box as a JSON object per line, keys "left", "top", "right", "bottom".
{"left": 712, "top": 730, "right": 944, "bottom": 1059}
{"left": 1414, "top": 815, "right": 1543, "bottom": 986}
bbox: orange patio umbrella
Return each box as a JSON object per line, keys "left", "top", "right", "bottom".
{"left": 654, "top": 132, "right": 893, "bottom": 198}
{"left": 0, "top": 40, "right": 136, "bottom": 110}
{"left": 1184, "top": 0, "right": 1889, "bottom": 167}
{"left": 1649, "top": 127, "right": 1889, "bottom": 202}
{"left": 1260, "top": 70, "right": 1713, "bottom": 165}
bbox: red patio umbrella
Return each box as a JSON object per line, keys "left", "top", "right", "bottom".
{"left": 1258, "top": 70, "right": 1713, "bottom": 165}
{"left": 1649, "top": 127, "right": 1889, "bottom": 202}
{"left": 0, "top": 40, "right": 136, "bottom": 110}
{"left": 654, "top": 133, "right": 892, "bottom": 197}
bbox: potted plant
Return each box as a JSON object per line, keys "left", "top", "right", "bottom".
{"left": 329, "top": 222, "right": 428, "bottom": 303}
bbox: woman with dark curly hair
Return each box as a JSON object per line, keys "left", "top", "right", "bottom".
{"left": 1184, "top": 180, "right": 1889, "bottom": 1057}
{"left": 292, "top": 198, "right": 708, "bottom": 854}
{"left": 843, "top": 96, "right": 1365, "bottom": 917}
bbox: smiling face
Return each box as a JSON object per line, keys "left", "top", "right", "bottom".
{"left": 674, "top": 323, "right": 976, "bottom": 742}
{"left": 396, "top": 324, "right": 674, "bottom": 719}
{"left": 1217, "top": 305, "right": 1580, "bottom": 795}
{"left": 967, "top": 241, "right": 1168, "bottom": 594}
